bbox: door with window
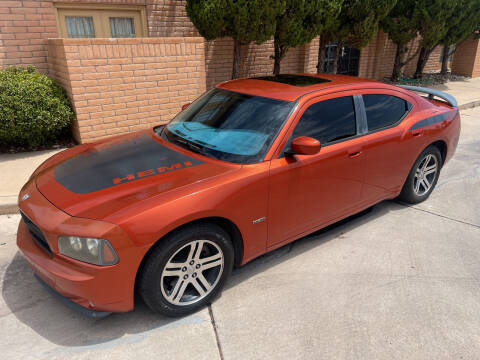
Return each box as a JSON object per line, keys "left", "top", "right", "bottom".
{"left": 56, "top": 6, "right": 146, "bottom": 38}
{"left": 267, "top": 95, "right": 365, "bottom": 247}
{"left": 324, "top": 42, "right": 360, "bottom": 75}
{"left": 359, "top": 92, "right": 417, "bottom": 202}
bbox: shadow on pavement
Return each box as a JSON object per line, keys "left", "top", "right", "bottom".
{"left": 226, "top": 200, "right": 400, "bottom": 289}
{"left": 2, "top": 200, "right": 402, "bottom": 347}
{"left": 2, "top": 254, "right": 181, "bottom": 347}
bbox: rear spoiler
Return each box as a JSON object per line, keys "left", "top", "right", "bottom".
{"left": 398, "top": 85, "right": 458, "bottom": 108}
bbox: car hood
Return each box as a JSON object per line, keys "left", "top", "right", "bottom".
{"left": 35, "top": 130, "right": 238, "bottom": 220}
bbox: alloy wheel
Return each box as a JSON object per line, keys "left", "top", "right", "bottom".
{"left": 160, "top": 240, "right": 224, "bottom": 306}
{"left": 413, "top": 154, "right": 438, "bottom": 196}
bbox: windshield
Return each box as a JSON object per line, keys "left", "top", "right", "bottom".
{"left": 159, "top": 88, "right": 296, "bottom": 164}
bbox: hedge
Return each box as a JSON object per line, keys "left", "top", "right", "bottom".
{"left": 0, "top": 66, "right": 74, "bottom": 150}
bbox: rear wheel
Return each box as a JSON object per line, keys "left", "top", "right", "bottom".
{"left": 139, "top": 224, "right": 234, "bottom": 317}
{"left": 398, "top": 145, "right": 442, "bottom": 204}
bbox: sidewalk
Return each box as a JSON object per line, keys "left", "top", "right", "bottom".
{"left": 1, "top": 77, "right": 480, "bottom": 215}
{"left": 0, "top": 149, "right": 63, "bottom": 214}
{"left": 430, "top": 77, "right": 480, "bottom": 110}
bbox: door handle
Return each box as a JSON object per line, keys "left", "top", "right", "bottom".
{"left": 348, "top": 146, "right": 362, "bottom": 158}
{"left": 411, "top": 129, "right": 423, "bottom": 137}
{"left": 348, "top": 150, "right": 362, "bottom": 158}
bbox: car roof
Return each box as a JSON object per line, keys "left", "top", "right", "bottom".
{"left": 216, "top": 73, "right": 381, "bottom": 102}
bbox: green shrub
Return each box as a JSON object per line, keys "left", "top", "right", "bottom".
{"left": 0, "top": 65, "right": 74, "bottom": 150}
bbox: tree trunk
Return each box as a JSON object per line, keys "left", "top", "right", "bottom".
{"left": 414, "top": 46, "right": 436, "bottom": 79}
{"left": 441, "top": 45, "right": 450, "bottom": 75}
{"left": 332, "top": 42, "right": 342, "bottom": 74}
{"left": 273, "top": 31, "right": 284, "bottom": 76}
{"left": 273, "top": 49, "right": 281, "bottom": 76}
{"left": 231, "top": 38, "right": 242, "bottom": 80}
{"left": 316, "top": 34, "right": 328, "bottom": 74}
{"left": 391, "top": 44, "right": 407, "bottom": 82}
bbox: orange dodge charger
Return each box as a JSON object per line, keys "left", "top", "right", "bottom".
{"left": 17, "top": 74, "right": 460, "bottom": 317}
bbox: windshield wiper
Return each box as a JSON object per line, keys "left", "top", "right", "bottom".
{"left": 173, "top": 136, "right": 213, "bottom": 157}
{"left": 161, "top": 127, "right": 219, "bottom": 159}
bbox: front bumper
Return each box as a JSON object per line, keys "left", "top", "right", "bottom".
{"left": 16, "top": 179, "right": 144, "bottom": 314}
{"left": 34, "top": 274, "right": 111, "bottom": 318}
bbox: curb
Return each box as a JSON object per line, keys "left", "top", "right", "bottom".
{"left": 0, "top": 201, "right": 18, "bottom": 215}
{"left": 1, "top": 100, "right": 479, "bottom": 216}
{"left": 459, "top": 100, "right": 480, "bottom": 110}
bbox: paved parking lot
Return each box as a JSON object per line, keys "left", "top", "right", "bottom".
{"left": 1, "top": 107, "right": 479, "bottom": 360}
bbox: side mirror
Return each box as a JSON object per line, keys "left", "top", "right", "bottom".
{"left": 181, "top": 103, "right": 191, "bottom": 111}
{"left": 288, "top": 136, "right": 321, "bottom": 156}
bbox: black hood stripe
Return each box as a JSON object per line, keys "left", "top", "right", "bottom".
{"left": 54, "top": 134, "right": 203, "bottom": 194}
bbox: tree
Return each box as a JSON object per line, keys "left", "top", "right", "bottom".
{"left": 273, "top": 0, "right": 342, "bottom": 75}
{"left": 475, "top": 21, "right": 480, "bottom": 39}
{"left": 439, "top": 0, "right": 480, "bottom": 75}
{"left": 413, "top": 0, "right": 457, "bottom": 78}
{"left": 186, "top": 0, "right": 284, "bottom": 79}
{"left": 381, "top": 0, "right": 422, "bottom": 81}
{"left": 318, "top": 0, "right": 397, "bottom": 74}
{"left": 316, "top": 6, "right": 343, "bottom": 73}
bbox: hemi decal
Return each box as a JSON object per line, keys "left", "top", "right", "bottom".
{"left": 113, "top": 161, "right": 195, "bottom": 185}
{"left": 54, "top": 134, "right": 203, "bottom": 194}
{"left": 409, "top": 110, "right": 457, "bottom": 131}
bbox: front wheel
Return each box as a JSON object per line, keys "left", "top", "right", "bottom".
{"left": 139, "top": 224, "right": 234, "bottom": 317}
{"left": 398, "top": 145, "right": 442, "bottom": 204}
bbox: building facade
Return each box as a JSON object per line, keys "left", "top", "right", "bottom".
{"left": 1, "top": 0, "right": 479, "bottom": 142}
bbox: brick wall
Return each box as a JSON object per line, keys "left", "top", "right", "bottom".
{"left": 144, "top": 0, "right": 312, "bottom": 85}
{"left": 0, "top": 0, "right": 197, "bottom": 73}
{"left": 146, "top": 0, "right": 197, "bottom": 37}
{"left": 0, "top": 0, "right": 449, "bottom": 83}
{"left": 205, "top": 38, "right": 315, "bottom": 89}
{"left": 452, "top": 37, "right": 480, "bottom": 78}
{"left": 48, "top": 37, "right": 206, "bottom": 142}
{"left": 0, "top": 0, "right": 57, "bottom": 73}
{"left": 302, "top": 37, "right": 320, "bottom": 73}
{"left": 358, "top": 31, "right": 442, "bottom": 80}
{"left": 0, "top": 0, "right": 311, "bottom": 87}
{"left": 424, "top": 46, "right": 443, "bottom": 73}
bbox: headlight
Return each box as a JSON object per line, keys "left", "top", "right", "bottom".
{"left": 58, "top": 236, "right": 118, "bottom": 266}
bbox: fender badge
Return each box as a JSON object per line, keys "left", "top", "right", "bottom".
{"left": 21, "top": 193, "right": 30, "bottom": 201}
{"left": 253, "top": 217, "right": 266, "bottom": 224}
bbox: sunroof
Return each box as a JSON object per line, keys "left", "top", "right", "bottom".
{"left": 253, "top": 74, "right": 331, "bottom": 86}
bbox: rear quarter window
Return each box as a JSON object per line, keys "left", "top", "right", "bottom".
{"left": 363, "top": 94, "right": 411, "bottom": 132}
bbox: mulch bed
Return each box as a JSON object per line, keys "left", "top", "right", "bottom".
{"left": 383, "top": 73, "right": 470, "bottom": 87}
{"left": 0, "top": 137, "right": 76, "bottom": 154}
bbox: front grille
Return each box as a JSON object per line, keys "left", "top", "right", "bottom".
{"left": 20, "top": 211, "right": 52, "bottom": 256}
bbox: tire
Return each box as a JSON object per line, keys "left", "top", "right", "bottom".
{"left": 139, "top": 223, "right": 234, "bottom": 317}
{"left": 398, "top": 145, "right": 442, "bottom": 204}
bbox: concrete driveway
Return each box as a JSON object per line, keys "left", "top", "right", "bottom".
{"left": 1, "top": 107, "right": 479, "bottom": 360}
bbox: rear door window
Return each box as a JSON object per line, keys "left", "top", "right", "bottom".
{"left": 363, "top": 94, "right": 411, "bottom": 132}
{"left": 291, "top": 96, "right": 357, "bottom": 144}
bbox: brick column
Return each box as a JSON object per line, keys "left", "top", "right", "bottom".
{"left": 452, "top": 37, "right": 480, "bottom": 78}
{"left": 301, "top": 37, "right": 320, "bottom": 74}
